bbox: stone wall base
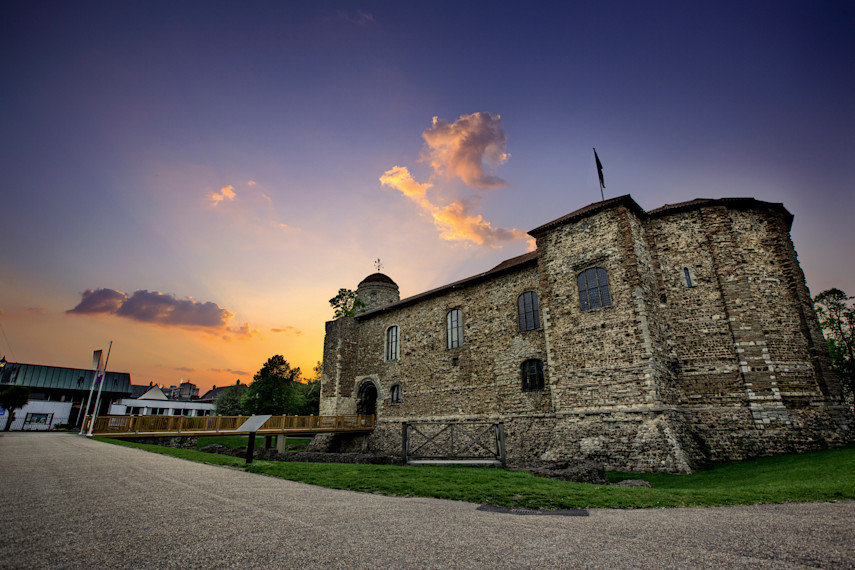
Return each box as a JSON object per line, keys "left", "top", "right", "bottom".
{"left": 309, "top": 404, "right": 854, "bottom": 473}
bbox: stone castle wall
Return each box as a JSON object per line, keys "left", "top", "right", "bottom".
{"left": 320, "top": 197, "right": 853, "bottom": 472}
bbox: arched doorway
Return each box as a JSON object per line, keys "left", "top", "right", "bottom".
{"left": 356, "top": 382, "right": 378, "bottom": 416}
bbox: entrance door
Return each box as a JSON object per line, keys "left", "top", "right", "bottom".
{"left": 356, "top": 382, "right": 378, "bottom": 416}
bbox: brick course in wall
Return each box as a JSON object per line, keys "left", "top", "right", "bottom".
{"left": 318, "top": 195, "right": 853, "bottom": 472}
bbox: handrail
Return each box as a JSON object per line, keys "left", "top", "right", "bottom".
{"left": 82, "top": 414, "right": 375, "bottom": 436}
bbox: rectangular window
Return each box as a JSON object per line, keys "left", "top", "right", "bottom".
{"left": 518, "top": 291, "right": 541, "bottom": 331}
{"left": 446, "top": 309, "right": 462, "bottom": 349}
{"left": 386, "top": 326, "right": 399, "bottom": 361}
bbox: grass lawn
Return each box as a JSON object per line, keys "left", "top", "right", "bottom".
{"left": 195, "top": 435, "right": 312, "bottom": 450}
{"left": 95, "top": 438, "right": 855, "bottom": 510}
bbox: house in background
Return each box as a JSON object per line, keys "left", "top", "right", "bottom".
{"left": 0, "top": 361, "right": 131, "bottom": 430}
{"left": 162, "top": 381, "right": 199, "bottom": 399}
{"left": 109, "top": 384, "right": 214, "bottom": 416}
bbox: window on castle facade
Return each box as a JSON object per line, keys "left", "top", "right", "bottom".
{"left": 518, "top": 291, "right": 541, "bottom": 331}
{"left": 446, "top": 309, "right": 462, "bottom": 349}
{"left": 385, "top": 325, "right": 399, "bottom": 361}
{"left": 682, "top": 267, "right": 696, "bottom": 288}
{"left": 521, "top": 359, "right": 544, "bottom": 391}
{"left": 390, "top": 384, "right": 402, "bottom": 403}
{"left": 578, "top": 267, "right": 612, "bottom": 311}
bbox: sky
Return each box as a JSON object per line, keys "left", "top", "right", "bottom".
{"left": 1, "top": 1, "right": 853, "bottom": 393}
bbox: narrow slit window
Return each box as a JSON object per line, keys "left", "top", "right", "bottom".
{"left": 446, "top": 309, "right": 462, "bottom": 349}
{"left": 683, "top": 267, "right": 695, "bottom": 288}
{"left": 385, "top": 325, "right": 399, "bottom": 361}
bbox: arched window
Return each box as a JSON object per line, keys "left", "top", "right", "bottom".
{"left": 446, "top": 309, "right": 462, "bottom": 349}
{"left": 521, "top": 359, "right": 544, "bottom": 391}
{"left": 517, "top": 291, "right": 541, "bottom": 331}
{"left": 390, "top": 384, "right": 402, "bottom": 403}
{"left": 577, "top": 267, "right": 612, "bottom": 311}
{"left": 385, "top": 325, "right": 399, "bottom": 361}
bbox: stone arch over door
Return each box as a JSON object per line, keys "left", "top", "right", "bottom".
{"left": 356, "top": 380, "right": 378, "bottom": 416}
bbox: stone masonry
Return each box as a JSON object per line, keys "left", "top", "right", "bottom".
{"left": 318, "top": 195, "right": 853, "bottom": 472}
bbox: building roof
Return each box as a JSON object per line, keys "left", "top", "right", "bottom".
{"left": 529, "top": 195, "right": 792, "bottom": 236}
{"left": 351, "top": 195, "right": 794, "bottom": 321}
{"left": 130, "top": 384, "right": 151, "bottom": 398}
{"left": 356, "top": 251, "right": 538, "bottom": 319}
{"left": 137, "top": 386, "right": 168, "bottom": 400}
{"left": 0, "top": 362, "right": 132, "bottom": 395}
{"left": 198, "top": 384, "right": 237, "bottom": 402}
{"left": 358, "top": 273, "right": 398, "bottom": 287}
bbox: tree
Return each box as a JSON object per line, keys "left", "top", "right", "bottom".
{"left": 329, "top": 288, "right": 366, "bottom": 318}
{"left": 814, "top": 288, "right": 854, "bottom": 403}
{"left": 241, "top": 355, "right": 303, "bottom": 415}
{"left": 214, "top": 381, "right": 247, "bottom": 416}
{"left": 293, "top": 378, "right": 320, "bottom": 416}
{"left": 0, "top": 385, "right": 30, "bottom": 431}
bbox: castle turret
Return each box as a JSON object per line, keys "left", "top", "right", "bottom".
{"left": 356, "top": 273, "right": 400, "bottom": 311}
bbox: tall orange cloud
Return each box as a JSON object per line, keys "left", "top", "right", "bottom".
{"left": 378, "top": 166, "right": 432, "bottom": 203}
{"left": 380, "top": 166, "right": 532, "bottom": 249}
{"left": 421, "top": 112, "right": 509, "bottom": 188}
{"left": 432, "top": 200, "right": 532, "bottom": 248}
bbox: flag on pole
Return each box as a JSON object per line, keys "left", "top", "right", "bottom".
{"left": 92, "top": 350, "right": 103, "bottom": 371}
{"left": 594, "top": 148, "right": 605, "bottom": 189}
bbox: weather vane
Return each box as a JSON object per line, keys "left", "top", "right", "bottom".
{"left": 374, "top": 258, "right": 383, "bottom": 272}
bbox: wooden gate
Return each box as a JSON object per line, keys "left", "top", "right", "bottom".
{"left": 401, "top": 421, "right": 506, "bottom": 467}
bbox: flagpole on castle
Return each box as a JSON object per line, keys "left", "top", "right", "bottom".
{"left": 593, "top": 148, "right": 605, "bottom": 202}
{"left": 86, "top": 341, "right": 112, "bottom": 437}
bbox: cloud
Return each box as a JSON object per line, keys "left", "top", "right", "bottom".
{"left": 380, "top": 166, "right": 533, "bottom": 249}
{"left": 175, "top": 366, "right": 195, "bottom": 372}
{"left": 432, "top": 200, "right": 532, "bottom": 248}
{"left": 211, "top": 185, "right": 236, "bottom": 205}
{"left": 68, "top": 288, "right": 234, "bottom": 329}
{"left": 421, "top": 113, "right": 509, "bottom": 189}
{"left": 209, "top": 368, "right": 249, "bottom": 376}
{"left": 224, "top": 322, "right": 259, "bottom": 340}
{"left": 67, "top": 288, "right": 127, "bottom": 315}
{"left": 247, "top": 180, "right": 257, "bottom": 186}
{"left": 271, "top": 326, "right": 303, "bottom": 336}
{"left": 379, "top": 166, "right": 433, "bottom": 203}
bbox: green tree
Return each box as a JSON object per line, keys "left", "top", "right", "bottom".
{"left": 329, "top": 288, "right": 366, "bottom": 318}
{"left": 814, "top": 288, "right": 854, "bottom": 402}
{"left": 293, "top": 379, "right": 320, "bottom": 416}
{"left": 241, "top": 355, "right": 303, "bottom": 415}
{"left": 214, "top": 381, "right": 247, "bottom": 416}
{"left": 0, "top": 385, "right": 31, "bottom": 431}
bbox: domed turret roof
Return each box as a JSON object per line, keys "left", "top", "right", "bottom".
{"left": 358, "top": 273, "right": 397, "bottom": 287}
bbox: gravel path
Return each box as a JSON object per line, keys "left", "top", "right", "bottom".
{"left": 1, "top": 432, "right": 853, "bottom": 569}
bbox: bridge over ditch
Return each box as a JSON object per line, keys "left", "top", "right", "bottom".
{"left": 82, "top": 414, "right": 375, "bottom": 439}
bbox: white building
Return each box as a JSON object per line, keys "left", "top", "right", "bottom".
{"left": 109, "top": 385, "right": 214, "bottom": 417}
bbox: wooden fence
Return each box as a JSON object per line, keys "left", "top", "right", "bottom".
{"left": 83, "top": 414, "right": 375, "bottom": 436}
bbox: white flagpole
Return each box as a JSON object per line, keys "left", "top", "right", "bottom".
{"left": 79, "top": 349, "right": 103, "bottom": 434}
{"left": 87, "top": 341, "right": 112, "bottom": 437}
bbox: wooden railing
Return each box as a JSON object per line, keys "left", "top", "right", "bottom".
{"left": 83, "top": 414, "right": 375, "bottom": 436}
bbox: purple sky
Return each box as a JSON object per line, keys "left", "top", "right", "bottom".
{"left": 1, "top": 1, "right": 853, "bottom": 391}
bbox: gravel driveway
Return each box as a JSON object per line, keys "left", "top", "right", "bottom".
{"left": 1, "top": 432, "right": 852, "bottom": 568}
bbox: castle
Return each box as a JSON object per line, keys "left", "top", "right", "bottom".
{"left": 318, "top": 195, "right": 853, "bottom": 472}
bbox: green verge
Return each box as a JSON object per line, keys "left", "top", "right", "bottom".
{"left": 194, "top": 435, "right": 312, "bottom": 450}
{"left": 94, "top": 438, "right": 855, "bottom": 509}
